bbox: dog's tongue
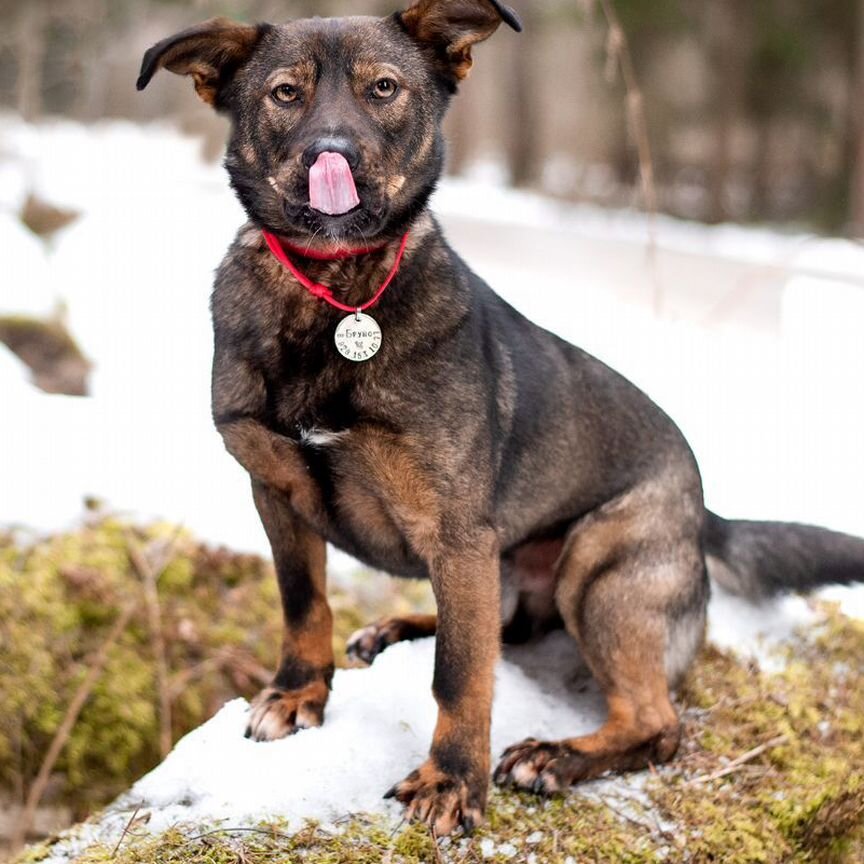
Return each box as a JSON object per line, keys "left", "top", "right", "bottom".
{"left": 309, "top": 152, "right": 360, "bottom": 216}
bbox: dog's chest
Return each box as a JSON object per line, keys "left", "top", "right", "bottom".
{"left": 282, "top": 419, "right": 429, "bottom": 578}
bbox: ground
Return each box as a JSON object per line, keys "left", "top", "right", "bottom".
{"left": 3, "top": 518, "right": 863, "bottom": 864}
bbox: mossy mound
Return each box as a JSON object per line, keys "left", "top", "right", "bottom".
{"left": 4, "top": 518, "right": 863, "bottom": 863}
{"left": 15, "top": 607, "right": 864, "bottom": 864}
{"left": 657, "top": 613, "right": 864, "bottom": 863}
{"left": 0, "top": 517, "right": 432, "bottom": 825}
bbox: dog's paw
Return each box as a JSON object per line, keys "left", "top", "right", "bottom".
{"left": 493, "top": 738, "right": 583, "bottom": 795}
{"left": 244, "top": 682, "right": 328, "bottom": 742}
{"left": 384, "top": 759, "right": 486, "bottom": 836}
{"left": 345, "top": 620, "right": 403, "bottom": 665}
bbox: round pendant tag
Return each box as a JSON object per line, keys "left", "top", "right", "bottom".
{"left": 334, "top": 312, "right": 382, "bottom": 362}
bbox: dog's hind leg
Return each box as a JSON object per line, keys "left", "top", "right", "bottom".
{"left": 345, "top": 537, "right": 565, "bottom": 664}
{"left": 494, "top": 482, "right": 708, "bottom": 793}
{"left": 346, "top": 614, "right": 438, "bottom": 665}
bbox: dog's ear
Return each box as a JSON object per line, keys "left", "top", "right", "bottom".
{"left": 137, "top": 18, "right": 264, "bottom": 107}
{"left": 399, "top": 0, "right": 522, "bottom": 81}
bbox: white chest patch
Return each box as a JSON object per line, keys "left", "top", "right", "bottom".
{"left": 299, "top": 427, "right": 349, "bottom": 448}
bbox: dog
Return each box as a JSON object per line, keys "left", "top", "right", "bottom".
{"left": 138, "top": 0, "right": 864, "bottom": 836}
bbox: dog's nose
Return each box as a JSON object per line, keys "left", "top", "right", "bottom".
{"left": 302, "top": 137, "right": 361, "bottom": 171}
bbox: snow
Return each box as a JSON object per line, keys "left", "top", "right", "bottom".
{"left": 0, "top": 211, "right": 57, "bottom": 317}
{"left": 1, "top": 118, "right": 862, "bottom": 553}
{"left": 1, "top": 115, "right": 861, "bottom": 599}
{"left": 52, "top": 595, "right": 807, "bottom": 847}
{"left": 109, "top": 635, "right": 602, "bottom": 834}
{"left": 1, "top": 116, "right": 862, "bottom": 849}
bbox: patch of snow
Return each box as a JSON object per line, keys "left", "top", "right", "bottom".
{"left": 789, "top": 237, "right": 864, "bottom": 284}
{"left": 706, "top": 589, "right": 817, "bottom": 671}
{"left": 479, "top": 837, "right": 497, "bottom": 858}
{"left": 0, "top": 157, "right": 29, "bottom": 212}
{"left": 431, "top": 176, "right": 812, "bottom": 270}
{"left": 107, "top": 635, "right": 604, "bottom": 834}
{"left": 40, "top": 589, "right": 819, "bottom": 853}
{"left": 0, "top": 211, "right": 56, "bottom": 317}
{"left": 0, "top": 343, "right": 35, "bottom": 394}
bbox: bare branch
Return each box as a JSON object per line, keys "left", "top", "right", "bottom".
{"left": 689, "top": 734, "right": 789, "bottom": 785}
{"left": 595, "top": 0, "right": 662, "bottom": 313}
{"left": 9, "top": 601, "right": 138, "bottom": 853}
{"left": 125, "top": 528, "right": 184, "bottom": 760}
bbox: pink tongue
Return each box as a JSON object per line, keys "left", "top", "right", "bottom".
{"left": 309, "top": 151, "right": 360, "bottom": 216}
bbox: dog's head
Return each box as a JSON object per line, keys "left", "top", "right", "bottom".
{"left": 138, "top": 1, "right": 521, "bottom": 246}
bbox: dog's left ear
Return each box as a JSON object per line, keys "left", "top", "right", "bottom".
{"left": 136, "top": 17, "right": 265, "bottom": 107}
{"left": 399, "top": 0, "right": 522, "bottom": 81}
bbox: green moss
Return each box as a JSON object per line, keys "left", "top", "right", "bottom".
{"left": 17, "top": 803, "right": 657, "bottom": 864}
{"left": 0, "top": 518, "right": 432, "bottom": 820}
{"left": 655, "top": 607, "right": 864, "bottom": 863}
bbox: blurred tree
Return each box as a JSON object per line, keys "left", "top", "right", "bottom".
{"left": 508, "top": 3, "right": 541, "bottom": 187}
{"left": 851, "top": 0, "right": 864, "bottom": 234}
{"left": 13, "top": 1, "right": 46, "bottom": 121}
{"left": 2, "top": 0, "right": 864, "bottom": 232}
{"left": 701, "top": 0, "right": 753, "bottom": 224}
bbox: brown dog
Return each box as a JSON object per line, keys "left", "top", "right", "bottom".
{"left": 138, "top": 0, "right": 864, "bottom": 836}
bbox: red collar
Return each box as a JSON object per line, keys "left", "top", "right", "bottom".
{"left": 262, "top": 230, "right": 411, "bottom": 315}
{"left": 272, "top": 236, "right": 390, "bottom": 261}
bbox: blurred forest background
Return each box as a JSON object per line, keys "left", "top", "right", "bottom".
{"left": 2, "top": 0, "right": 864, "bottom": 234}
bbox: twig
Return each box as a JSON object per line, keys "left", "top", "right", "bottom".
{"left": 111, "top": 805, "right": 142, "bottom": 858}
{"left": 181, "top": 827, "right": 296, "bottom": 846}
{"left": 9, "top": 601, "right": 138, "bottom": 853}
{"left": 429, "top": 825, "right": 444, "bottom": 864}
{"left": 595, "top": 0, "right": 662, "bottom": 315}
{"left": 689, "top": 734, "right": 789, "bottom": 785}
{"left": 167, "top": 646, "right": 271, "bottom": 699}
{"left": 125, "top": 528, "right": 183, "bottom": 759}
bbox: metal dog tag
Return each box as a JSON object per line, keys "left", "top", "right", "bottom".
{"left": 334, "top": 311, "right": 382, "bottom": 362}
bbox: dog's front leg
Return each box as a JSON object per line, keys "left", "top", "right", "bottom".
{"left": 244, "top": 479, "right": 333, "bottom": 741}
{"left": 387, "top": 528, "right": 500, "bottom": 835}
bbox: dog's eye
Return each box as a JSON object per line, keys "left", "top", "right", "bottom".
{"left": 272, "top": 84, "right": 299, "bottom": 105}
{"left": 371, "top": 78, "right": 398, "bottom": 100}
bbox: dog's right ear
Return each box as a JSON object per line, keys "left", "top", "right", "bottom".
{"left": 137, "top": 18, "right": 265, "bottom": 107}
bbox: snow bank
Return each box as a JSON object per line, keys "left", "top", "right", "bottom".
{"left": 113, "top": 635, "right": 598, "bottom": 833}
{"left": 0, "top": 211, "right": 57, "bottom": 317}
{"left": 1, "top": 114, "right": 862, "bottom": 591}
{"left": 95, "top": 587, "right": 808, "bottom": 839}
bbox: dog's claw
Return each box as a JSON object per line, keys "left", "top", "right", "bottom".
{"left": 244, "top": 684, "right": 327, "bottom": 742}
{"left": 385, "top": 760, "right": 485, "bottom": 837}
{"left": 346, "top": 622, "right": 399, "bottom": 666}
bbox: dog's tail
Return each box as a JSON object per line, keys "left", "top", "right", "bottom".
{"left": 704, "top": 511, "right": 864, "bottom": 600}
